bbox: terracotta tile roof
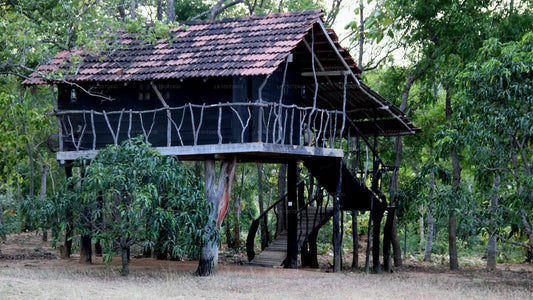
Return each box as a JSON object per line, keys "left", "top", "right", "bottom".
{"left": 24, "top": 9, "right": 324, "bottom": 84}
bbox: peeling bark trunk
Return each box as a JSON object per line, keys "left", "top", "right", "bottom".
{"left": 197, "top": 158, "right": 237, "bottom": 276}
{"left": 487, "top": 174, "right": 500, "bottom": 271}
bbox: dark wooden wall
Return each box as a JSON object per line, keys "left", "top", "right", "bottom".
{"left": 57, "top": 60, "right": 306, "bottom": 150}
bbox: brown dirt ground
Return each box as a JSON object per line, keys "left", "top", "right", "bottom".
{"left": 1, "top": 232, "right": 532, "bottom": 299}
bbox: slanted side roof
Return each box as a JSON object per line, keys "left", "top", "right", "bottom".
{"left": 24, "top": 10, "right": 327, "bottom": 84}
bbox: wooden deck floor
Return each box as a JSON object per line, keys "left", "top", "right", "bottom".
{"left": 56, "top": 143, "right": 344, "bottom": 163}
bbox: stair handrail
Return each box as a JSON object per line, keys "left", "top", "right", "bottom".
{"left": 297, "top": 186, "right": 331, "bottom": 245}
{"left": 246, "top": 181, "right": 305, "bottom": 262}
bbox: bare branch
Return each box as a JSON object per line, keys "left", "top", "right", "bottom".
{"left": 190, "top": 0, "right": 245, "bottom": 21}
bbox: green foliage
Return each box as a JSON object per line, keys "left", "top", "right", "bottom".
{"left": 52, "top": 137, "right": 214, "bottom": 267}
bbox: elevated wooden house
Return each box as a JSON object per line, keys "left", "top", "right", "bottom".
{"left": 25, "top": 9, "right": 418, "bottom": 273}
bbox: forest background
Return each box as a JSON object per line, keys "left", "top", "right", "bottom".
{"left": 0, "top": 0, "right": 532, "bottom": 273}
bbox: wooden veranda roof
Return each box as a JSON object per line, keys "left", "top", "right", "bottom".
{"left": 23, "top": 9, "right": 419, "bottom": 136}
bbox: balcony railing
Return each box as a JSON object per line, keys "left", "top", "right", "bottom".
{"left": 52, "top": 101, "right": 347, "bottom": 152}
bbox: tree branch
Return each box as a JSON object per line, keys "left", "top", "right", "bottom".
{"left": 496, "top": 233, "right": 533, "bottom": 250}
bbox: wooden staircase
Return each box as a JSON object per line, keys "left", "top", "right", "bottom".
{"left": 249, "top": 207, "right": 334, "bottom": 267}
{"left": 247, "top": 157, "right": 387, "bottom": 268}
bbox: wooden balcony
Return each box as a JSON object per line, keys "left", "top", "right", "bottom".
{"left": 51, "top": 102, "right": 347, "bottom": 163}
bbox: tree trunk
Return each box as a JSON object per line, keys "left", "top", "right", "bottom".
{"left": 129, "top": 0, "right": 137, "bottom": 19}
{"left": 232, "top": 194, "right": 241, "bottom": 248}
{"left": 79, "top": 234, "right": 92, "bottom": 264}
{"left": 40, "top": 164, "right": 48, "bottom": 242}
{"left": 487, "top": 174, "right": 500, "bottom": 271}
{"left": 383, "top": 208, "right": 395, "bottom": 272}
{"left": 121, "top": 246, "right": 129, "bottom": 276}
{"left": 424, "top": 172, "right": 436, "bottom": 261}
{"left": 446, "top": 86, "right": 460, "bottom": 271}
{"left": 351, "top": 211, "right": 359, "bottom": 269}
{"left": 388, "top": 75, "right": 416, "bottom": 268}
{"left": 23, "top": 122, "right": 34, "bottom": 198}
{"left": 94, "top": 193, "right": 103, "bottom": 257}
{"left": 63, "top": 166, "right": 73, "bottom": 259}
{"left": 419, "top": 203, "right": 424, "bottom": 251}
{"left": 257, "top": 163, "right": 268, "bottom": 250}
{"left": 225, "top": 218, "right": 234, "bottom": 248}
{"left": 392, "top": 216, "right": 402, "bottom": 267}
{"left": 424, "top": 203, "right": 435, "bottom": 261}
{"left": 0, "top": 201, "right": 5, "bottom": 242}
{"left": 118, "top": 0, "right": 126, "bottom": 20}
{"left": 277, "top": 164, "right": 287, "bottom": 235}
{"left": 358, "top": 0, "right": 364, "bottom": 70}
{"left": 156, "top": 0, "right": 163, "bottom": 21}
{"left": 232, "top": 167, "right": 245, "bottom": 249}
{"left": 197, "top": 158, "right": 237, "bottom": 276}
{"left": 166, "top": 0, "right": 176, "bottom": 23}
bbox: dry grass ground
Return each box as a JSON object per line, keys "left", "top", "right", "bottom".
{"left": 1, "top": 232, "right": 532, "bottom": 300}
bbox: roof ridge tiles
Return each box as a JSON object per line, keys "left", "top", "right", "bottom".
{"left": 24, "top": 9, "right": 327, "bottom": 84}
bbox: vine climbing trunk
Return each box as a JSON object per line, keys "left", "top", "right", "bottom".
{"left": 197, "top": 157, "right": 237, "bottom": 276}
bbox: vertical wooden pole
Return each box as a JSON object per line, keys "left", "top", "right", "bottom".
{"left": 285, "top": 160, "right": 298, "bottom": 269}
{"left": 333, "top": 159, "right": 342, "bottom": 272}
{"left": 372, "top": 206, "right": 384, "bottom": 273}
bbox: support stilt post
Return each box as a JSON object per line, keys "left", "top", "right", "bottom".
{"left": 285, "top": 160, "right": 298, "bottom": 269}
{"left": 333, "top": 159, "right": 342, "bottom": 272}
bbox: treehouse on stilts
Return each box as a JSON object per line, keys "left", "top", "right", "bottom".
{"left": 24, "top": 9, "right": 419, "bottom": 274}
